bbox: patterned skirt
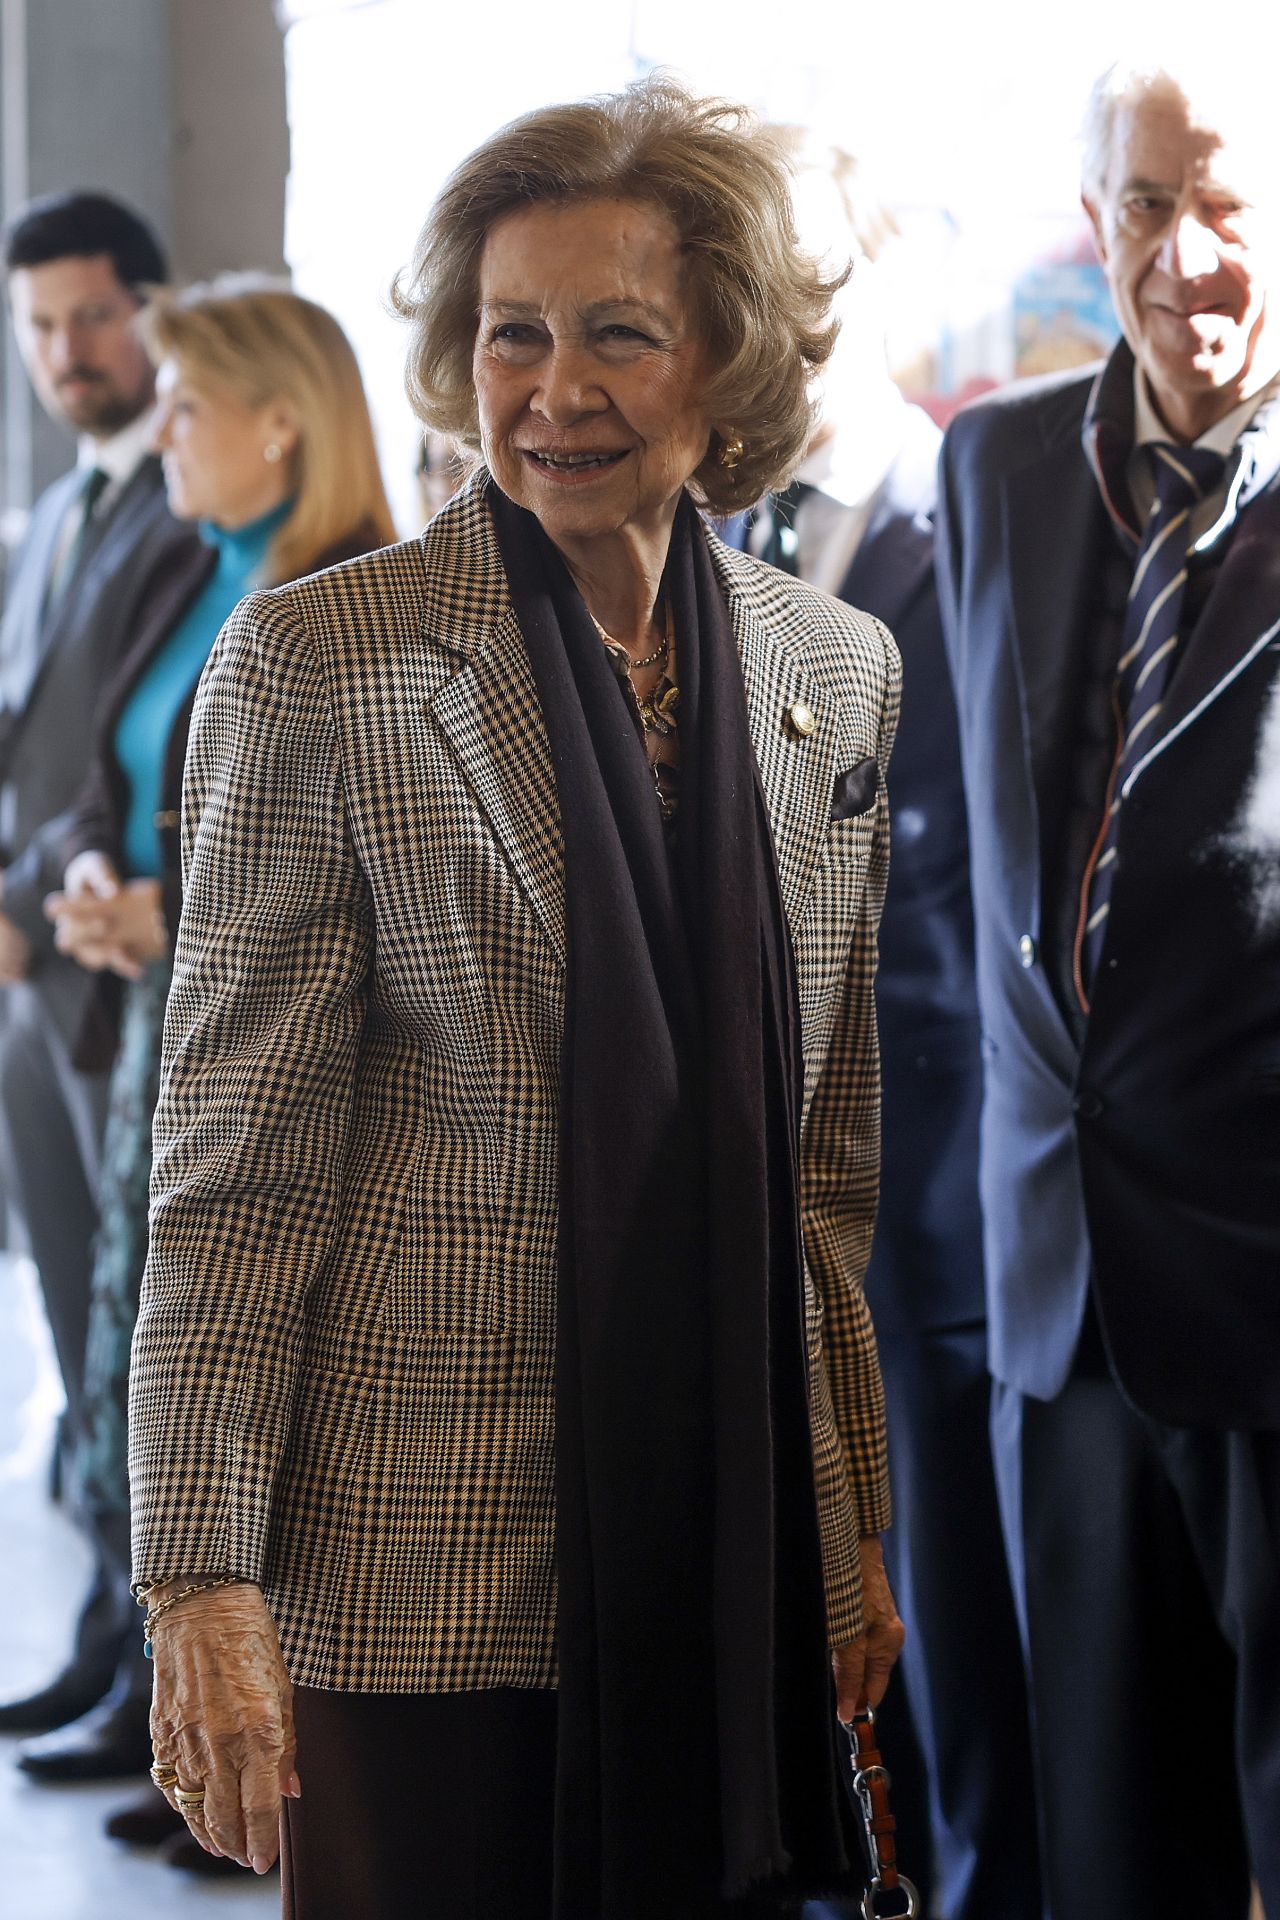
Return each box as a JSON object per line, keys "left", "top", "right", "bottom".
{"left": 72, "top": 955, "right": 172, "bottom": 1518}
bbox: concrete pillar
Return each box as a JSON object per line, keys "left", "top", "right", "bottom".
{"left": 1, "top": 0, "right": 287, "bottom": 554}
{"left": 1, "top": 0, "right": 172, "bottom": 522}
{"left": 171, "top": 0, "right": 288, "bottom": 280}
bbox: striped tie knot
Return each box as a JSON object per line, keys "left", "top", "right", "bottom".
{"left": 1073, "top": 438, "right": 1226, "bottom": 1010}
{"left": 1147, "top": 440, "right": 1227, "bottom": 510}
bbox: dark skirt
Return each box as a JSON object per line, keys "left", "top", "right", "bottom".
{"left": 70, "top": 955, "right": 172, "bottom": 1517}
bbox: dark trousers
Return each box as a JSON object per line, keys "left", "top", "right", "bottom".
{"left": 283, "top": 1686, "right": 558, "bottom": 1920}
{"left": 808, "top": 1326, "right": 1042, "bottom": 1920}
{"left": 992, "top": 1363, "right": 1280, "bottom": 1920}
{"left": 0, "top": 982, "right": 131, "bottom": 1690}
{"left": 878, "top": 1325, "right": 1041, "bottom": 1919}
{"left": 0, "top": 982, "right": 107, "bottom": 1431}
{"left": 284, "top": 1688, "right": 837, "bottom": 1919}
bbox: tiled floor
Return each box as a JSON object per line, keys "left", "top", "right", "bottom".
{"left": 0, "top": 1255, "right": 278, "bottom": 1919}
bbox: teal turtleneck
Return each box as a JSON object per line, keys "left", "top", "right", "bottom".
{"left": 115, "top": 498, "right": 292, "bottom": 878}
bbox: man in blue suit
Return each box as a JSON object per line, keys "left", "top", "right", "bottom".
{"left": 938, "top": 56, "right": 1280, "bottom": 1920}
{"left": 730, "top": 141, "right": 1041, "bottom": 1920}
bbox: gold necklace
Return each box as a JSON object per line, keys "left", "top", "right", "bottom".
{"left": 623, "top": 631, "right": 668, "bottom": 672}
{"left": 590, "top": 605, "right": 668, "bottom": 673}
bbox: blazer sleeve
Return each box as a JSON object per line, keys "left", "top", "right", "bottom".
{"left": 2, "top": 806, "right": 79, "bottom": 950}
{"left": 62, "top": 756, "right": 121, "bottom": 874}
{"left": 129, "top": 590, "right": 374, "bottom": 1590}
{"left": 800, "top": 617, "right": 900, "bottom": 1645}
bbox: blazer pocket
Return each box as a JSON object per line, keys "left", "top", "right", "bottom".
{"left": 831, "top": 755, "right": 879, "bottom": 821}
{"left": 385, "top": 1174, "right": 505, "bottom": 1337}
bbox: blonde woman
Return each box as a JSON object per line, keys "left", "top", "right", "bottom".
{"left": 42, "top": 275, "right": 393, "bottom": 1871}
{"left": 129, "top": 85, "right": 903, "bottom": 1917}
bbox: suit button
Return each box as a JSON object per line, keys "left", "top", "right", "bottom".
{"left": 1073, "top": 1089, "right": 1104, "bottom": 1120}
{"left": 1018, "top": 934, "right": 1037, "bottom": 968}
{"left": 787, "top": 700, "right": 817, "bottom": 738}
{"left": 153, "top": 809, "right": 180, "bottom": 830}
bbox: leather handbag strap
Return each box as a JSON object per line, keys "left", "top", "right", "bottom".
{"left": 846, "top": 1707, "right": 920, "bottom": 1919}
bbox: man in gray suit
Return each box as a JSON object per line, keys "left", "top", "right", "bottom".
{"left": 0, "top": 193, "right": 190, "bottom": 1775}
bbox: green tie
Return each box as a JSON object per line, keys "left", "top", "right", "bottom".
{"left": 72, "top": 465, "right": 111, "bottom": 561}
{"left": 49, "top": 466, "right": 110, "bottom": 611}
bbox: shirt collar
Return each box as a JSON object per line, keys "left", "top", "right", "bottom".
{"left": 1082, "top": 341, "right": 1142, "bottom": 543}
{"left": 1085, "top": 338, "right": 1280, "bottom": 547}
{"left": 77, "top": 408, "right": 155, "bottom": 491}
{"left": 797, "top": 379, "right": 908, "bottom": 512}
{"left": 1131, "top": 362, "right": 1280, "bottom": 459}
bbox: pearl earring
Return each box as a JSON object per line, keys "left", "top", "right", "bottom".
{"left": 263, "top": 443, "right": 283, "bottom": 464}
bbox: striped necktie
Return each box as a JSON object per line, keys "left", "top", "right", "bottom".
{"left": 759, "top": 480, "right": 810, "bottom": 575}
{"left": 1074, "top": 440, "right": 1226, "bottom": 1008}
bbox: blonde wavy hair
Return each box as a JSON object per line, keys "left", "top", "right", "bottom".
{"left": 392, "top": 75, "right": 845, "bottom": 512}
{"left": 141, "top": 276, "right": 395, "bottom": 583}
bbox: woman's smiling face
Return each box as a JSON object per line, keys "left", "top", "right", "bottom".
{"left": 472, "top": 197, "right": 715, "bottom": 549}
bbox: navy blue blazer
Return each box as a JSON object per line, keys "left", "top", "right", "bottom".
{"left": 937, "top": 359, "right": 1280, "bottom": 1430}
{"left": 724, "top": 408, "right": 984, "bottom": 1334}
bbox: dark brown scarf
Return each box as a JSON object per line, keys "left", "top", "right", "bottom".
{"left": 490, "top": 483, "right": 857, "bottom": 1917}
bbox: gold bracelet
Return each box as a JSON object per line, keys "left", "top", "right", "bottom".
{"left": 143, "top": 1575, "right": 244, "bottom": 1656}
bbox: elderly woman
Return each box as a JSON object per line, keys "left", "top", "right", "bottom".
{"left": 132, "top": 81, "right": 903, "bottom": 1919}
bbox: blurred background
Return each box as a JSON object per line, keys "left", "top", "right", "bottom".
{"left": 13, "top": 0, "right": 1248, "bottom": 565}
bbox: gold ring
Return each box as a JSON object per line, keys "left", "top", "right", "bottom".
{"left": 150, "top": 1763, "right": 179, "bottom": 1789}
{"left": 174, "top": 1787, "right": 206, "bottom": 1809}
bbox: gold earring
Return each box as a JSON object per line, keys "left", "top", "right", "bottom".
{"left": 718, "top": 432, "right": 744, "bottom": 471}
{"left": 263, "top": 443, "right": 283, "bottom": 465}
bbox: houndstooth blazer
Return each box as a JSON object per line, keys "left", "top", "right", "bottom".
{"left": 130, "top": 471, "right": 900, "bottom": 1692}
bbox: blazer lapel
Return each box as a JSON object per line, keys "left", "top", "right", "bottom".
{"left": 419, "top": 483, "right": 566, "bottom": 967}
{"left": 842, "top": 509, "right": 932, "bottom": 636}
{"left": 1002, "top": 439, "right": 1108, "bottom": 873}
{"left": 23, "top": 461, "right": 162, "bottom": 705}
{"left": 709, "top": 539, "right": 844, "bottom": 937}
{"left": 419, "top": 482, "right": 867, "bottom": 967}
{"left": 1126, "top": 480, "right": 1280, "bottom": 790}
{"left": 0, "top": 471, "right": 80, "bottom": 713}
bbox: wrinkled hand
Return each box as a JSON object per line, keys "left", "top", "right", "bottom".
{"left": 45, "top": 858, "right": 166, "bottom": 979}
{"left": 0, "top": 908, "right": 32, "bottom": 984}
{"left": 831, "top": 1534, "right": 905, "bottom": 1723}
{"left": 148, "top": 1582, "right": 299, "bottom": 1874}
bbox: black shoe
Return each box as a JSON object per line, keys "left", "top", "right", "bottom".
{"left": 105, "top": 1788, "right": 186, "bottom": 1846}
{"left": 15, "top": 1689, "right": 152, "bottom": 1782}
{"left": 0, "top": 1658, "right": 116, "bottom": 1736}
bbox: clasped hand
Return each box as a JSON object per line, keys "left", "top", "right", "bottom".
{"left": 149, "top": 1581, "right": 299, "bottom": 1874}
{"left": 44, "top": 850, "right": 167, "bottom": 978}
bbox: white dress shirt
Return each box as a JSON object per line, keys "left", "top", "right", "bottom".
{"left": 749, "top": 380, "right": 910, "bottom": 594}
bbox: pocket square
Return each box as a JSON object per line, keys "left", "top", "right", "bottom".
{"left": 831, "top": 756, "right": 879, "bottom": 820}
